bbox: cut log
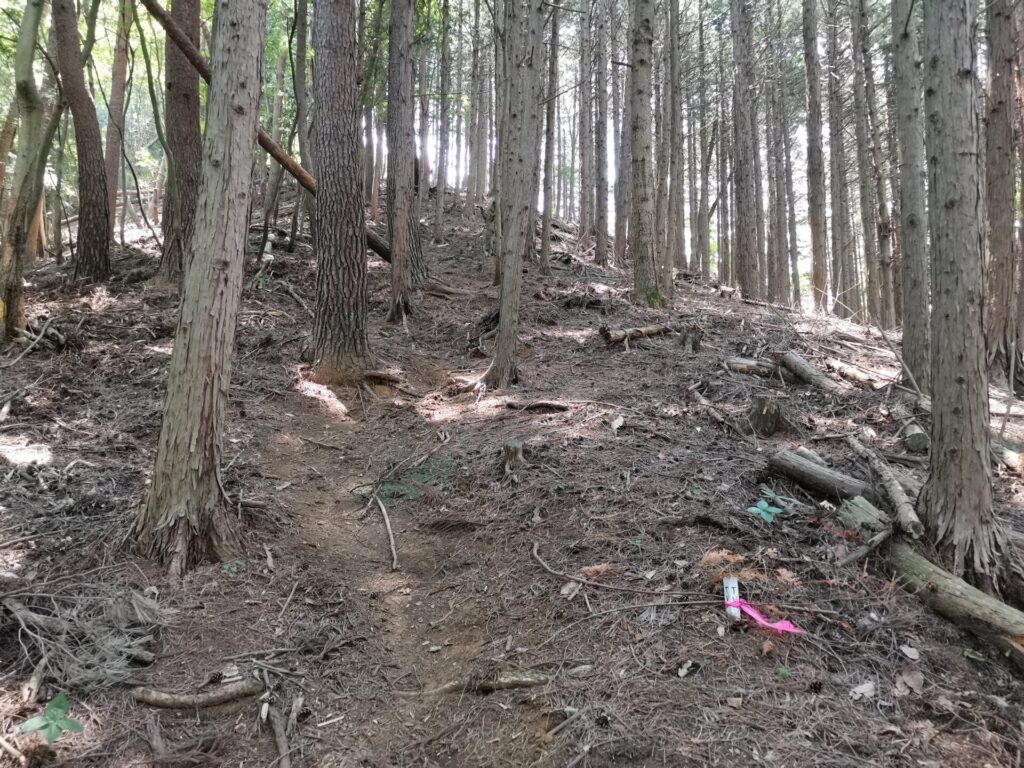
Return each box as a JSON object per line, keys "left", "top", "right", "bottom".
{"left": 679, "top": 324, "right": 703, "bottom": 353}
{"left": 724, "top": 357, "right": 779, "bottom": 378}
{"left": 779, "top": 351, "right": 845, "bottom": 394}
{"left": 130, "top": 679, "right": 265, "bottom": 709}
{"left": 793, "top": 446, "right": 827, "bottom": 466}
{"left": 824, "top": 357, "right": 885, "bottom": 390}
{"left": 767, "top": 449, "right": 882, "bottom": 505}
{"left": 139, "top": 0, "right": 392, "bottom": 263}
{"left": 503, "top": 439, "right": 526, "bottom": 473}
{"left": 845, "top": 436, "right": 924, "bottom": 539}
{"left": 599, "top": 324, "right": 677, "bottom": 344}
{"left": 902, "top": 422, "right": 930, "bottom": 453}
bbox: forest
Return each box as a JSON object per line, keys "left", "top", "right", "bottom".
{"left": 2, "top": 0, "right": 1024, "bottom": 764}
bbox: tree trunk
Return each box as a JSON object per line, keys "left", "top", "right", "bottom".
{"left": 386, "top": 0, "right": 423, "bottom": 322}
{"left": 984, "top": 0, "right": 1017, "bottom": 385}
{"left": 52, "top": 0, "right": 110, "bottom": 280}
{"left": 696, "top": 2, "right": 711, "bottom": 277}
{"left": 578, "top": 0, "right": 593, "bottom": 250}
{"left": 654, "top": 53, "right": 672, "bottom": 295}
{"left": 0, "top": 101, "right": 17, "bottom": 211}
{"left": 859, "top": 0, "right": 896, "bottom": 329}
{"left": 667, "top": 0, "right": 685, "bottom": 273}
{"left": 417, "top": 45, "right": 431, "bottom": 206}
{"left": 613, "top": 17, "right": 632, "bottom": 266}
{"left": 593, "top": 1, "right": 609, "bottom": 267}
{"left": 103, "top": 0, "right": 131, "bottom": 233}
{"left": 135, "top": 0, "right": 268, "bottom": 578}
{"left": 730, "top": 0, "right": 760, "bottom": 299}
{"left": 802, "top": 0, "right": 827, "bottom": 311}
{"left": 158, "top": 0, "right": 201, "bottom": 283}
{"left": 539, "top": 3, "right": 559, "bottom": 276}
{"left": 433, "top": 0, "right": 451, "bottom": 242}
{"left": 629, "top": 0, "right": 661, "bottom": 307}
{"left": 465, "top": 0, "right": 482, "bottom": 210}
{"left": 849, "top": 0, "right": 880, "bottom": 323}
{"left": 920, "top": 0, "right": 1015, "bottom": 595}
{"left": 481, "top": 0, "right": 545, "bottom": 387}
{"left": 311, "top": 0, "right": 370, "bottom": 383}
{"left": 717, "top": 20, "right": 731, "bottom": 285}
{"left": 892, "top": 0, "right": 930, "bottom": 392}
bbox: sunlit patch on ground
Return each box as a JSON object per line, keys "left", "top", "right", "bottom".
{"left": 294, "top": 377, "right": 350, "bottom": 418}
{"left": 0, "top": 436, "right": 52, "bottom": 466}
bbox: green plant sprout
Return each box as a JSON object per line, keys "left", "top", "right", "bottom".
{"left": 20, "top": 693, "right": 83, "bottom": 745}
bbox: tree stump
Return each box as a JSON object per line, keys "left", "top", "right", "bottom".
{"left": 679, "top": 323, "right": 703, "bottom": 353}
{"left": 747, "top": 396, "right": 785, "bottom": 436}
{"left": 901, "top": 422, "right": 930, "bottom": 453}
{"left": 503, "top": 439, "right": 526, "bottom": 476}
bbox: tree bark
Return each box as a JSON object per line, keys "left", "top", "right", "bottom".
{"left": 984, "top": 0, "right": 1017, "bottom": 385}
{"left": 386, "top": 0, "right": 422, "bottom": 322}
{"left": 158, "top": 0, "right": 201, "bottom": 284}
{"left": 892, "top": 0, "right": 929, "bottom": 393}
{"left": 920, "top": 0, "right": 1016, "bottom": 595}
{"left": 539, "top": 3, "right": 559, "bottom": 276}
{"left": 417, "top": 44, "right": 431, "bottom": 206}
{"left": 135, "top": 0, "right": 268, "bottom": 577}
{"left": 311, "top": 0, "right": 370, "bottom": 383}
{"left": 629, "top": 0, "right": 661, "bottom": 307}
{"left": 433, "top": 0, "right": 451, "bottom": 243}
{"left": 613, "top": 14, "right": 632, "bottom": 266}
{"left": 52, "top": 0, "right": 110, "bottom": 280}
{"left": 481, "top": 0, "right": 545, "bottom": 387}
{"left": 730, "top": 0, "right": 760, "bottom": 299}
{"left": 593, "top": 0, "right": 609, "bottom": 267}
{"left": 667, "top": 0, "right": 685, "bottom": 273}
{"left": 578, "top": 0, "right": 593, "bottom": 250}
{"left": 104, "top": 0, "right": 131, "bottom": 233}
{"left": 802, "top": 0, "right": 827, "bottom": 311}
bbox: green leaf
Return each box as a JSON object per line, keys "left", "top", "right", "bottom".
{"left": 45, "top": 693, "right": 69, "bottom": 719}
{"left": 19, "top": 716, "right": 48, "bottom": 734}
{"left": 766, "top": 506, "right": 783, "bottom": 516}
{"left": 963, "top": 648, "right": 986, "bottom": 663}
{"left": 691, "top": 487, "right": 704, "bottom": 497}
{"left": 58, "top": 717, "right": 83, "bottom": 734}
{"left": 41, "top": 722, "right": 63, "bottom": 745}
{"left": 745, "top": 507, "right": 762, "bottom": 516}
{"left": 776, "top": 666, "right": 791, "bottom": 680}
{"left": 757, "top": 499, "right": 770, "bottom": 511}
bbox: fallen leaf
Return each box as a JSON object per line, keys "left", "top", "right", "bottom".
{"left": 760, "top": 639, "right": 776, "bottom": 656}
{"left": 560, "top": 580, "right": 581, "bottom": 600}
{"left": 610, "top": 415, "right": 625, "bottom": 434}
{"left": 707, "top": 567, "right": 767, "bottom": 586}
{"left": 677, "top": 660, "right": 696, "bottom": 678}
{"left": 899, "top": 644, "right": 920, "bottom": 661}
{"left": 567, "top": 664, "right": 594, "bottom": 678}
{"left": 694, "top": 549, "right": 745, "bottom": 572}
{"left": 579, "top": 563, "right": 615, "bottom": 580}
{"left": 849, "top": 681, "right": 876, "bottom": 701}
{"left": 725, "top": 696, "right": 743, "bottom": 709}
{"left": 775, "top": 568, "right": 801, "bottom": 587}
{"left": 896, "top": 667, "right": 924, "bottom": 696}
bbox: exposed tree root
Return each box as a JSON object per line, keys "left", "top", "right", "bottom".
{"left": 130, "top": 678, "right": 265, "bottom": 709}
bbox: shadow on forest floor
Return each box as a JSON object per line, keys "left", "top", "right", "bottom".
{"left": 2, "top": 213, "right": 1024, "bottom": 766}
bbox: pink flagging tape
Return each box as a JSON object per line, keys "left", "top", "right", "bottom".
{"left": 724, "top": 599, "right": 804, "bottom": 635}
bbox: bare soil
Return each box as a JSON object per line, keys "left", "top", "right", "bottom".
{"left": 3, "top": 215, "right": 1024, "bottom": 767}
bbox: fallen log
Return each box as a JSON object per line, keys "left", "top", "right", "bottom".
{"left": 139, "top": 0, "right": 392, "bottom": 263}
{"left": 130, "top": 679, "right": 264, "bottom": 709}
{"left": 724, "top": 357, "right": 779, "bottom": 378}
{"left": 767, "top": 449, "right": 882, "bottom": 506}
{"left": 780, "top": 351, "right": 845, "bottom": 395}
{"left": 817, "top": 495, "right": 1024, "bottom": 668}
{"left": 845, "top": 436, "right": 923, "bottom": 539}
{"left": 599, "top": 324, "right": 677, "bottom": 344}
{"left": 824, "top": 357, "right": 885, "bottom": 390}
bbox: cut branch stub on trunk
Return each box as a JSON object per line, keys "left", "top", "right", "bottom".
{"left": 780, "top": 351, "right": 845, "bottom": 394}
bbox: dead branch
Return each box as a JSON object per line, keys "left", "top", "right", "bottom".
{"left": 267, "top": 705, "right": 292, "bottom": 768}
{"left": 1, "top": 317, "right": 55, "bottom": 369}
{"left": 845, "top": 436, "right": 924, "bottom": 539}
{"left": 375, "top": 495, "right": 399, "bottom": 570}
{"left": 0, "top": 734, "right": 26, "bottom": 766}
{"left": 531, "top": 542, "right": 684, "bottom": 596}
{"left": 130, "top": 678, "right": 265, "bottom": 709}
{"left": 767, "top": 450, "right": 883, "bottom": 505}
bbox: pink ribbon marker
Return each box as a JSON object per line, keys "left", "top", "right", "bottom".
{"left": 725, "top": 599, "right": 804, "bottom": 635}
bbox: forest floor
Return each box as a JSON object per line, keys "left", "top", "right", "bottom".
{"left": 3, "top": 209, "right": 1024, "bottom": 767}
